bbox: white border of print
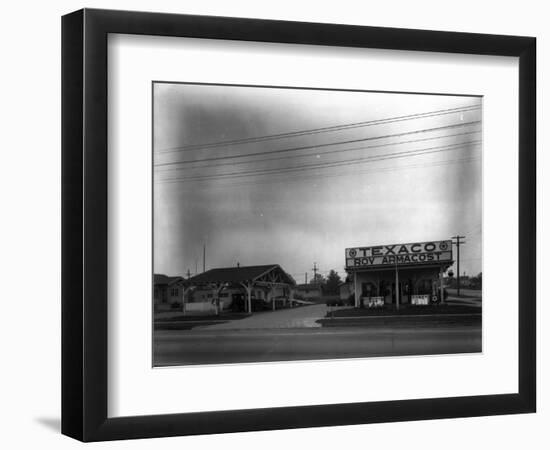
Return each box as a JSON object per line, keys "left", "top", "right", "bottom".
{"left": 107, "top": 34, "right": 518, "bottom": 418}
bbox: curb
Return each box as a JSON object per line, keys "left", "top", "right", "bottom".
{"left": 322, "top": 312, "right": 482, "bottom": 320}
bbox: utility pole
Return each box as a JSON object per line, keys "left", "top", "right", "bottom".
{"left": 395, "top": 261, "right": 399, "bottom": 310}
{"left": 305, "top": 272, "right": 308, "bottom": 284}
{"left": 203, "top": 243, "right": 206, "bottom": 273}
{"left": 312, "top": 262, "right": 318, "bottom": 284}
{"left": 451, "top": 235, "right": 466, "bottom": 297}
{"left": 186, "top": 269, "right": 191, "bottom": 279}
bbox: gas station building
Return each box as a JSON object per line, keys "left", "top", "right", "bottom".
{"left": 345, "top": 240, "right": 454, "bottom": 307}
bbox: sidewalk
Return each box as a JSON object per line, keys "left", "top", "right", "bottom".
{"left": 198, "top": 303, "right": 327, "bottom": 330}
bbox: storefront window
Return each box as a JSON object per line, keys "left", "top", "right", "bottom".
{"left": 361, "top": 282, "right": 377, "bottom": 297}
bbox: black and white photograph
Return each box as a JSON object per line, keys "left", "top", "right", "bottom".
{"left": 152, "top": 83, "right": 483, "bottom": 366}
{"left": 0, "top": 0, "right": 543, "bottom": 446}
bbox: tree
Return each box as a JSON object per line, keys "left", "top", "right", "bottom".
{"left": 324, "top": 270, "right": 342, "bottom": 295}
{"left": 471, "top": 272, "right": 482, "bottom": 289}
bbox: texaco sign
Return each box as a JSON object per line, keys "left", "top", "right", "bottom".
{"left": 346, "top": 240, "right": 453, "bottom": 269}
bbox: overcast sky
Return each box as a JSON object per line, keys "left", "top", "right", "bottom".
{"left": 153, "top": 83, "right": 482, "bottom": 282}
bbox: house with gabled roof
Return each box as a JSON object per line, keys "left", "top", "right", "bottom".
{"left": 185, "top": 264, "right": 296, "bottom": 314}
{"left": 153, "top": 274, "right": 185, "bottom": 311}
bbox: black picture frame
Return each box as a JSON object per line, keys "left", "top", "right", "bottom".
{"left": 62, "top": 8, "right": 536, "bottom": 442}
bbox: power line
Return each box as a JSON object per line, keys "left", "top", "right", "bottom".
{"left": 156, "top": 142, "right": 478, "bottom": 183}
{"left": 157, "top": 156, "right": 480, "bottom": 188}
{"left": 156, "top": 145, "right": 480, "bottom": 184}
{"left": 156, "top": 140, "right": 481, "bottom": 183}
{"left": 155, "top": 129, "right": 481, "bottom": 173}
{"left": 186, "top": 157, "right": 481, "bottom": 188}
{"left": 154, "top": 120, "right": 481, "bottom": 168}
{"left": 463, "top": 223, "right": 482, "bottom": 236}
{"left": 158, "top": 156, "right": 481, "bottom": 189}
{"left": 156, "top": 104, "right": 481, "bottom": 153}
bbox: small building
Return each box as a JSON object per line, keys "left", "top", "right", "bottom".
{"left": 153, "top": 274, "right": 185, "bottom": 311}
{"left": 184, "top": 264, "right": 296, "bottom": 314}
{"left": 293, "top": 284, "right": 322, "bottom": 301}
{"left": 345, "top": 240, "right": 454, "bottom": 307}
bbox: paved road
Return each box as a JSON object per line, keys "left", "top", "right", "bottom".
{"left": 446, "top": 298, "right": 482, "bottom": 308}
{"left": 153, "top": 322, "right": 481, "bottom": 366}
{"left": 199, "top": 303, "right": 329, "bottom": 330}
{"left": 446, "top": 288, "right": 482, "bottom": 299}
{"left": 445, "top": 292, "right": 482, "bottom": 308}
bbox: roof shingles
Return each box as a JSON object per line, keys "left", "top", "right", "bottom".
{"left": 153, "top": 274, "right": 184, "bottom": 286}
{"left": 187, "top": 265, "right": 294, "bottom": 285}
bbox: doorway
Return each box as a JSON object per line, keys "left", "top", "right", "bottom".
{"left": 391, "top": 281, "right": 410, "bottom": 305}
